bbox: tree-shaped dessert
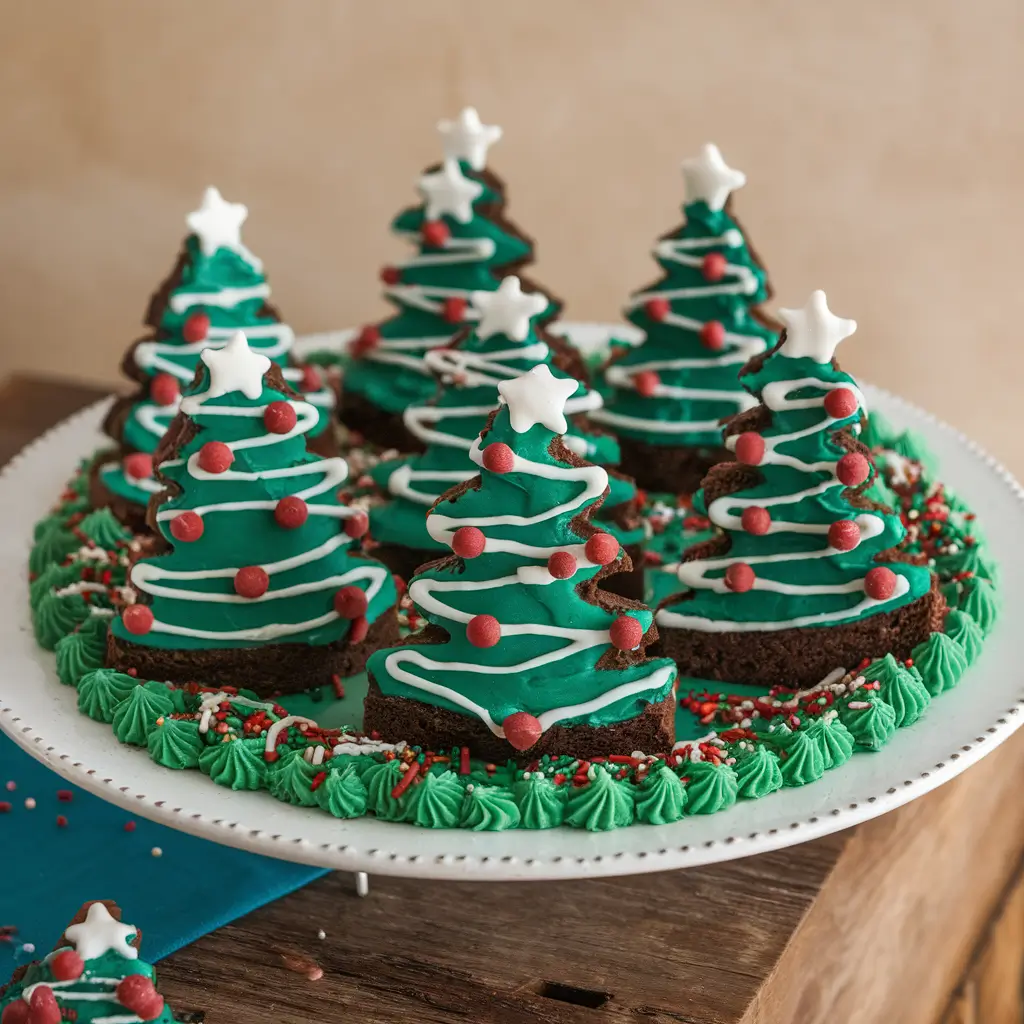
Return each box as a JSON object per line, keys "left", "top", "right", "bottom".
{"left": 106, "top": 332, "right": 397, "bottom": 696}
{"left": 656, "top": 291, "right": 944, "bottom": 686}
{"left": 0, "top": 901, "right": 177, "bottom": 1024}
{"left": 592, "top": 144, "right": 779, "bottom": 494}
{"left": 367, "top": 276, "right": 643, "bottom": 590}
{"left": 364, "top": 363, "right": 677, "bottom": 761}
{"left": 341, "top": 107, "right": 559, "bottom": 452}
{"left": 92, "top": 187, "right": 335, "bottom": 530}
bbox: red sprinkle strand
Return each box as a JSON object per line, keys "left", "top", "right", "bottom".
{"left": 390, "top": 761, "right": 421, "bottom": 800}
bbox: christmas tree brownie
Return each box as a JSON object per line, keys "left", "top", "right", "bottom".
{"left": 364, "top": 364, "right": 677, "bottom": 761}
{"left": 0, "top": 901, "right": 179, "bottom": 1024}
{"left": 592, "top": 144, "right": 779, "bottom": 494}
{"left": 92, "top": 187, "right": 335, "bottom": 530}
{"left": 367, "top": 275, "right": 644, "bottom": 593}
{"left": 656, "top": 291, "right": 945, "bottom": 686}
{"left": 342, "top": 107, "right": 560, "bottom": 452}
{"left": 107, "top": 332, "right": 397, "bottom": 697}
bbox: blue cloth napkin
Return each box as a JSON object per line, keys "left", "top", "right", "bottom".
{"left": 0, "top": 733, "right": 327, "bottom": 969}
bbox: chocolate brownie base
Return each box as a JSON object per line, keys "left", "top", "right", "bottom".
{"left": 369, "top": 543, "right": 441, "bottom": 587}
{"left": 363, "top": 678, "right": 676, "bottom": 762}
{"left": 107, "top": 603, "right": 400, "bottom": 698}
{"left": 615, "top": 435, "right": 729, "bottom": 496}
{"left": 340, "top": 388, "right": 424, "bottom": 454}
{"left": 656, "top": 583, "right": 946, "bottom": 689}
{"left": 88, "top": 454, "right": 150, "bottom": 533}
{"left": 596, "top": 541, "right": 644, "bottom": 601}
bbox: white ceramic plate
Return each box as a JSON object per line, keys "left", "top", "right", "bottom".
{"left": 2, "top": 329, "right": 1022, "bottom": 881}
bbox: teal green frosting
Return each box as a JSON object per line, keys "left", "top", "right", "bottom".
{"left": 147, "top": 716, "right": 204, "bottom": 770}
{"left": 734, "top": 745, "right": 783, "bottom": 800}
{"left": 402, "top": 770, "right": 464, "bottom": 828}
{"left": 775, "top": 726, "right": 826, "bottom": 787}
{"left": 77, "top": 507, "right": 131, "bottom": 548}
{"left": 316, "top": 764, "right": 369, "bottom": 819}
{"left": 460, "top": 783, "right": 522, "bottom": 831}
{"left": 199, "top": 737, "right": 268, "bottom": 790}
{"left": 55, "top": 617, "right": 108, "bottom": 686}
{"left": 77, "top": 668, "right": 138, "bottom": 723}
{"left": 684, "top": 760, "right": 739, "bottom": 814}
{"left": 864, "top": 653, "right": 931, "bottom": 728}
{"left": 267, "top": 749, "right": 320, "bottom": 807}
{"left": 30, "top": 561, "right": 82, "bottom": 610}
{"left": 34, "top": 591, "right": 90, "bottom": 650}
{"left": 960, "top": 577, "right": 999, "bottom": 635}
{"left": 514, "top": 772, "right": 567, "bottom": 829}
{"left": 111, "top": 683, "right": 175, "bottom": 746}
{"left": 804, "top": 714, "right": 854, "bottom": 769}
{"left": 363, "top": 759, "right": 409, "bottom": 821}
{"left": 842, "top": 695, "right": 897, "bottom": 751}
{"left": 912, "top": 632, "right": 968, "bottom": 696}
{"left": 945, "top": 609, "right": 984, "bottom": 665}
{"left": 634, "top": 765, "right": 687, "bottom": 825}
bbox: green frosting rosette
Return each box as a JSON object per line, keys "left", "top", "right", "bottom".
{"left": 734, "top": 745, "right": 783, "bottom": 800}
{"left": 30, "top": 562, "right": 82, "bottom": 610}
{"left": 683, "top": 760, "right": 738, "bottom": 815}
{"left": 460, "top": 784, "right": 521, "bottom": 832}
{"left": 945, "top": 609, "right": 984, "bottom": 665}
{"left": 55, "top": 616, "right": 108, "bottom": 686}
{"left": 316, "top": 764, "right": 369, "bottom": 819}
{"left": 33, "top": 590, "right": 90, "bottom": 651}
{"left": 861, "top": 409, "right": 900, "bottom": 450}
{"left": 402, "top": 770, "right": 464, "bottom": 829}
{"left": 564, "top": 768, "right": 634, "bottom": 832}
{"left": 363, "top": 759, "right": 409, "bottom": 821}
{"left": 841, "top": 693, "right": 897, "bottom": 751}
{"left": 514, "top": 772, "right": 567, "bottom": 830}
{"left": 912, "top": 632, "right": 968, "bottom": 696}
{"left": 77, "top": 508, "right": 132, "bottom": 549}
{"left": 960, "top": 577, "right": 999, "bottom": 635}
{"left": 634, "top": 765, "right": 687, "bottom": 825}
{"left": 147, "top": 716, "right": 204, "bottom": 770}
{"left": 891, "top": 429, "right": 937, "bottom": 474}
{"left": 774, "top": 726, "right": 826, "bottom": 788}
{"left": 863, "top": 653, "right": 931, "bottom": 728}
{"left": 76, "top": 668, "right": 138, "bottom": 723}
{"left": 28, "top": 523, "right": 82, "bottom": 577}
{"left": 111, "top": 683, "right": 175, "bottom": 746}
{"left": 804, "top": 714, "right": 854, "bottom": 770}
{"left": 199, "top": 737, "right": 268, "bottom": 791}
{"left": 267, "top": 750, "right": 320, "bottom": 807}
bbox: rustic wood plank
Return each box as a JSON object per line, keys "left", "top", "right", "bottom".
{"left": 973, "top": 871, "right": 1024, "bottom": 1023}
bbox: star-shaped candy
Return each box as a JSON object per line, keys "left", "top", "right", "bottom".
{"left": 777, "top": 290, "right": 857, "bottom": 363}
{"left": 186, "top": 187, "right": 250, "bottom": 257}
{"left": 497, "top": 364, "right": 579, "bottom": 435}
{"left": 64, "top": 902, "right": 138, "bottom": 961}
{"left": 472, "top": 276, "right": 548, "bottom": 341}
{"left": 681, "top": 143, "right": 747, "bottom": 212}
{"left": 197, "top": 331, "right": 271, "bottom": 402}
{"left": 437, "top": 107, "right": 503, "bottom": 171}
{"left": 418, "top": 159, "right": 484, "bottom": 224}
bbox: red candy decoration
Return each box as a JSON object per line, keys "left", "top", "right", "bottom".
{"left": 734, "top": 432, "right": 765, "bottom": 466}
{"left": 828, "top": 519, "right": 861, "bottom": 551}
{"left": 352, "top": 325, "right": 380, "bottom": 357}
{"left": 864, "top": 566, "right": 898, "bottom": 600}
{"left": 644, "top": 297, "right": 670, "bottom": 322}
{"left": 547, "top": 550, "right": 577, "bottom": 579}
{"left": 116, "top": 976, "right": 165, "bottom": 1022}
{"left": 502, "top": 711, "right": 543, "bottom": 751}
{"left": 379, "top": 265, "right": 401, "bottom": 286}
{"left": 836, "top": 452, "right": 870, "bottom": 486}
{"left": 443, "top": 297, "right": 467, "bottom": 323}
{"left": 348, "top": 615, "right": 369, "bottom": 644}
{"left": 585, "top": 532, "right": 620, "bottom": 565}
{"left": 28, "top": 988, "right": 60, "bottom": 1024}
{"left": 198, "top": 441, "right": 233, "bottom": 474}
{"left": 264, "top": 400, "right": 297, "bottom": 434}
{"left": 49, "top": 950, "right": 84, "bottom": 982}
{"left": 169, "top": 511, "right": 204, "bottom": 543}
{"left": 422, "top": 220, "right": 450, "bottom": 247}
{"left": 700, "top": 320, "right": 726, "bottom": 349}
{"left": 725, "top": 562, "right": 756, "bottom": 593}
{"left": 609, "top": 615, "right": 644, "bottom": 651}
{"left": 123, "top": 453, "right": 153, "bottom": 480}
{"left": 633, "top": 370, "right": 660, "bottom": 397}
{"left": 334, "top": 585, "right": 368, "bottom": 619}
{"left": 741, "top": 506, "right": 771, "bottom": 535}
{"left": 1, "top": 1001, "right": 29, "bottom": 1024}
{"left": 467, "top": 614, "right": 501, "bottom": 648}
{"left": 234, "top": 566, "right": 269, "bottom": 599}
{"left": 150, "top": 372, "right": 180, "bottom": 407}
{"left": 824, "top": 387, "right": 858, "bottom": 419}
{"left": 122, "top": 604, "right": 154, "bottom": 636}
{"left": 344, "top": 511, "right": 369, "bottom": 539}
{"left": 182, "top": 312, "right": 210, "bottom": 343}
{"left": 452, "top": 526, "right": 486, "bottom": 558}
{"left": 701, "top": 252, "right": 727, "bottom": 281}
{"left": 300, "top": 365, "right": 323, "bottom": 392}
{"left": 482, "top": 442, "right": 515, "bottom": 474}
{"left": 274, "top": 496, "right": 308, "bottom": 529}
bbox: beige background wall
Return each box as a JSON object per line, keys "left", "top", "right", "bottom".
{"left": 0, "top": 1, "right": 1021, "bottom": 463}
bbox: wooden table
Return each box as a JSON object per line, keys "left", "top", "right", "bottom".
{"left": 6, "top": 375, "right": 1024, "bottom": 1024}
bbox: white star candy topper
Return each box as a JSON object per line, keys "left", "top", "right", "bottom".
{"left": 418, "top": 159, "right": 484, "bottom": 224}
{"left": 437, "top": 107, "right": 502, "bottom": 171}
{"left": 681, "top": 143, "right": 747, "bottom": 212}
{"left": 497, "top": 364, "right": 579, "bottom": 435}
{"left": 186, "top": 187, "right": 250, "bottom": 258}
{"left": 777, "top": 290, "right": 857, "bottom": 364}
{"left": 185, "top": 331, "right": 271, "bottom": 410}
{"left": 472, "top": 276, "right": 548, "bottom": 341}
{"left": 64, "top": 902, "right": 139, "bottom": 961}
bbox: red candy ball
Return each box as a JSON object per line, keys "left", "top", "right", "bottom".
{"left": 379, "top": 266, "right": 401, "bottom": 286}
{"left": 700, "top": 320, "right": 726, "bottom": 350}
{"left": 503, "top": 711, "right": 543, "bottom": 752}
{"left": 116, "top": 976, "right": 165, "bottom": 1022}
{"left": 352, "top": 325, "right": 380, "bottom": 357}
{"left": 422, "top": 220, "right": 450, "bottom": 247}
{"left": 609, "top": 615, "right": 644, "bottom": 651}
{"left": 150, "top": 372, "right": 180, "bottom": 407}
{"left": 482, "top": 442, "right": 515, "bottom": 474}
{"left": 644, "top": 297, "right": 670, "bottom": 322}
{"left": 1, "top": 1000, "right": 29, "bottom": 1024}
{"left": 864, "top": 566, "right": 898, "bottom": 601}
{"left": 121, "top": 604, "right": 154, "bottom": 636}
{"left": 50, "top": 950, "right": 84, "bottom": 982}
{"left": 824, "top": 387, "right": 858, "bottom": 419}
{"left": 547, "top": 550, "right": 578, "bottom": 579}
{"left": 585, "top": 532, "right": 620, "bottom": 565}
{"left": 334, "top": 585, "right": 368, "bottom": 619}
{"left": 234, "top": 566, "right": 269, "bottom": 599}
{"left": 169, "top": 511, "right": 204, "bottom": 543}
{"left": 182, "top": 312, "right": 210, "bottom": 343}
{"left": 702, "top": 252, "right": 727, "bottom": 281}
{"left": 300, "top": 365, "right": 323, "bottom": 392}
{"left": 348, "top": 615, "right": 369, "bottom": 644}
{"left": 28, "top": 987, "right": 60, "bottom": 1024}
{"left": 828, "top": 519, "right": 861, "bottom": 551}
{"left": 741, "top": 506, "right": 771, "bottom": 535}
{"left": 274, "top": 496, "right": 308, "bottom": 529}
{"left": 633, "top": 370, "right": 660, "bottom": 397}
{"left": 443, "top": 297, "right": 467, "bottom": 323}
{"left": 344, "top": 511, "right": 369, "bottom": 539}
{"left": 734, "top": 432, "right": 765, "bottom": 466}
{"left": 452, "top": 526, "right": 486, "bottom": 558}
{"left": 836, "top": 452, "right": 870, "bottom": 486}
{"left": 467, "top": 614, "right": 501, "bottom": 648}
{"left": 264, "top": 400, "right": 297, "bottom": 434}
{"left": 725, "top": 562, "right": 756, "bottom": 593}
{"left": 198, "top": 441, "right": 233, "bottom": 474}
{"left": 123, "top": 453, "right": 153, "bottom": 480}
